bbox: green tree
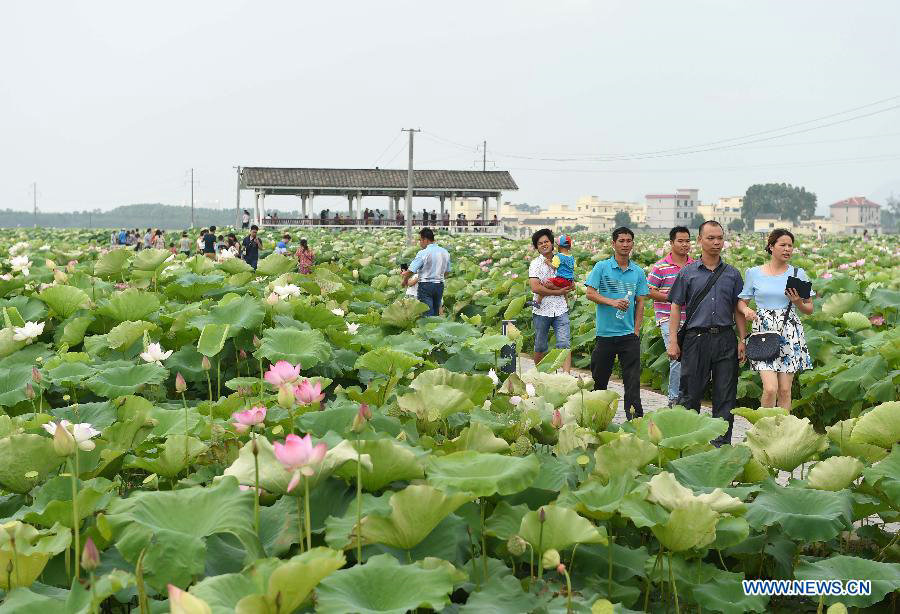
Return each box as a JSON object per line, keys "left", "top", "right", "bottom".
{"left": 613, "top": 210, "right": 632, "bottom": 227}
{"left": 728, "top": 218, "right": 745, "bottom": 232}
{"left": 690, "top": 213, "right": 705, "bottom": 228}
{"left": 742, "top": 183, "right": 816, "bottom": 225}
{"left": 881, "top": 193, "right": 899, "bottom": 232}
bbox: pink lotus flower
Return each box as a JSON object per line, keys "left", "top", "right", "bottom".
{"left": 274, "top": 434, "right": 327, "bottom": 492}
{"left": 293, "top": 379, "right": 324, "bottom": 405}
{"left": 232, "top": 406, "right": 267, "bottom": 433}
{"left": 839, "top": 263, "right": 849, "bottom": 270}
{"left": 870, "top": 315, "right": 885, "bottom": 326}
{"left": 264, "top": 361, "right": 301, "bottom": 387}
{"left": 856, "top": 259, "right": 865, "bottom": 266}
{"left": 822, "top": 272, "right": 833, "bottom": 279}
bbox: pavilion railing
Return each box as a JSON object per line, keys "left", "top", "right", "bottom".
{"left": 259, "top": 218, "right": 501, "bottom": 234}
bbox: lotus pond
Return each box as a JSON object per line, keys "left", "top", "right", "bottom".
{"left": 0, "top": 227, "right": 897, "bottom": 613}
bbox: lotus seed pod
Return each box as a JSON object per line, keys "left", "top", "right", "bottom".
{"left": 507, "top": 534, "right": 527, "bottom": 556}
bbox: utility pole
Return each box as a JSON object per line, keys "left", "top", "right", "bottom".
{"left": 482, "top": 140, "right": 487, "bottom": 171}
{"left": 32, "top": 182, "right": 37, "bottom": 226}
{"left": 234, "top": 166, "right": 241, "bottom": 228}
{"left": 402, "top": 128, "right": 420, "bottom": 242}
{"left": 190, "top": 168, "right": 195, "bottom": 229}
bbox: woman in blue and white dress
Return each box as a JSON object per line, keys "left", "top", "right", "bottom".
{"left": 737, "top": 229, "right": 815, "bottom": 411}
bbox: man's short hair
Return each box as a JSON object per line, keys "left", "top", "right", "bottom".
{"left": 250, "top": 224, "right": 259, "bottom": 231}
{"left": 419, "top": 227, "right": 435, "bottom": 241}
{"left": 698, "top": 220, "right": 723, "bottom": 235}
{"left": 612, "top": 226, "right": 634, "bottom": 241}
{"left": 209, "top": 225, "right": 216, "bottom": 232}
{"left": 669, "top": 226, "right": 691, "bottom": 242}
{"left": 531, "top": 228, "right": 554, "bottom": 248}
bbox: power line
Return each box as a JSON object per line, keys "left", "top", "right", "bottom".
{"left": 370, "top": 130, "right": 404, "bottom": 167}
{"left": 384, "top": 143, "right": 408, "bottom": 167}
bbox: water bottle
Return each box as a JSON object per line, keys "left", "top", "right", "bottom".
{"left": 616, "top": 290, "right": 633, "bottom": 320}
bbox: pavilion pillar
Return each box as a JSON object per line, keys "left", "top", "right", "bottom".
{"left": 301, "top": 194, "right": 308, "bottom": 217}
{"left": 482, "top": 196, "right": 488, "bottom": 223}
{"left": 259, "top": 193, "right": 266, "bottom": 224}
{"left": 254, "top": 191, "right": 261, "bottom": 225}
{"left": 496, "top": 193, "right": 502, "bottom": 223}
{"left": 393, "top": 197, "right": 400, "bottom": 220}
{"left": 347, "top": 194, "right": 354, "bottom": 219}
{"left": 439, "top": 195, "right": 445, "bottom": 218}
{"left": 357, "top": 191, "right": 363, "bottom": 220}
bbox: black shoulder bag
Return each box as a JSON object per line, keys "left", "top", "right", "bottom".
{"left": 744, "top": 266, "right": 796, "bottom": 362}
{"left": 676, "top": 262, "right": 726, "bottom": 354}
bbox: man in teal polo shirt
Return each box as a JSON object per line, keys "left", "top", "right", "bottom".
{"left": 585, "top": 226, "right": 649, "bottom": 419}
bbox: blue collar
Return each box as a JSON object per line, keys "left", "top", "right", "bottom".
{"left": 606, "top": 256, "right": 638, "bottom": 273}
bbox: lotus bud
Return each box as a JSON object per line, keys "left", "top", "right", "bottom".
{"left": 25, "top": 383, "right": 34, "bottom": 400}
{"left": 277, "top": 384, "right": 295, "bottom": 409}
{"left": 53, "top": 269, "right": 68, "bottom": 283}
{"left": 266, "top": 292, "right": 279, "bottom": 305}
{"left": 541, "top": 548, "right": 560, "bottom": 569}
{"left": 556, "top": 563, "right": 566, "bottom": 574}
{"left": 201, "top": 356, "right": 211, "bottom": 371}
{"left": 44, "top": 258, "right": 57, "bottom": 270}
{"left": 551, "top": 409, "right": 562, "bottom": 429}
{"left": 352, "top": 269, "right": 359, "bottom": 279}
{"left": 239, "top": 349, "right": 247, "bottom": 360}
{"left": 81, "top": 537, "right": 100, "bottom": 572}
{"left": 168, "top": 584, "right": 213, "bottom": 614}
{"left": 52, "top": 423, "right": 76, "bottom": 456}
{"left": 351, "top": 403, "right": 372, "bottom": 433}
{"left": 251, "top": 436, "right": 259, "bottom": 457}
{"left": 252, "top": 335, "right": 261, "bottom": 348}
{"left": 32, "top": 366, "right": 41, "bottom": 383}
{"left": 538, "top": 507, "right": 546, "bottom": 523}
{"left": 647, "top": 419, "right": 663, "bottom": 445}
{"left": 67, "top": 260, "right": 77, "bottom": 273}
{"left": 507, "top": 534, "right": 527, "bottom": 556}
{"left": 175, "top": 372, "right": 187, "bottom": 394}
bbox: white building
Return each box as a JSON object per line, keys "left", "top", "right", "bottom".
{"left": 829, "top": 196, "right": 881, "bottom": 235}
{"left": 574, "top": 196, "right": 646, "bottom": 232}
{"left": 646, "top": 188, "right": 699, "bottom": 229}
{"left": 697, "top": 196, "right": 743, "bottom": 228}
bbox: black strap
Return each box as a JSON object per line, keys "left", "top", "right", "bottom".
{"left": 682, "top": 262, "right": 726, "bottom": 331}
{"left": 776, "top": 266, "right": 797, "bottom": 333}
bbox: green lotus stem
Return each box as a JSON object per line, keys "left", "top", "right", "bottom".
{"left": 528, "top": 543, "right": 534, "bottom": 583}
{"left": 253, "top": 432, "right": 260, "bottom": 536}
{"left": 206, "top": 370, "right": 213, "bottom": 403}
{"left": 537, "top": 518, "right": 544, "bottom": 580}
{"left": 667, "top": 550, "right": 680, "bottom": 614}
{"left": 296, "top": 494, "right": 304, "bottom": 554}
{"left": 258, "top": 358, "right": 264, "bottom": 404}
{"left": 816, "top": 594, "right": 824, "bottom": 614}
{"left": 89, "top": 572, "right": 97, "bottom": 614}
{"left": 356, "top": 434, "right": 363, "bottom": 564}
{"left": 70, "top": 452, "right": 81, "bottom": 581}
{"left": 562, "top": 567, "right": 573, "bottom": 614}
{"left": 480, "top": 499, "right": 488, "bottom": 582}
{"left": 181, "top": 392, "right": 189, "bottom": 468}
{"left": 136, "top": 547, "right": 149, "bottom": 614}
{"left": 643, "top": 548, "right": 663, "bottom": 612}
{"left": 608, "top": 533, "right": 615, "bottom": 597}
{"left": 716, "top": 548, "right": 729, "bottom": 572}
{"left": 216, "top": 357, "right": 221, "bottom": 400}
{"left": 875, "top": 532, "right": 900, "bottom": 561}
{"left": 303, "top": 476, "right": 312, "bottom": 551}
{"left": 467, "top": 526, "right": 479, "bottom": 589}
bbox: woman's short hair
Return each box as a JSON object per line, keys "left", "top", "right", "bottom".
{"left": 531, "top": 228, "right": 554, "bottom": 248}
{"left": 766, "top": 228, "right": 795, "bottom": 254}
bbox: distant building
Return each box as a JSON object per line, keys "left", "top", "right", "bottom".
{"left": 697, "top": 196, "right": 743, "bottom": 228}
{"left": 646, "top": 189, "right": 699, "bottom": 229}
{"left": 575, "top": 196, "right": 646, "bottom": 232}
{"left": 829, "top": 196, "right": 881, "bottom": 235}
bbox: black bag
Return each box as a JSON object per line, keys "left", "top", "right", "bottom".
{"left": 676, "top": 262, "right": 726, "bottom": 353}
{"left": 744, "top": 266, "right": 796, "bottom": 362}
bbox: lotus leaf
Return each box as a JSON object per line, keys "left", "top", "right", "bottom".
{"left": 850, "top": 401, "right": 900, "bottom": 449}
{"left": 841, "top": 311, "right": 872, "bottom": 331}
{"left": 255, "top": 253, "right": 296, "bottom": 277}
{"left": 518, "top": 505, "right": 608, "bottom": 553}
{"left": 397, "top": 386, "right": 474, "bottom": 422}
{"left": 334, "top": 438, "right": 425, "bottom": 491}
{"left": 0, "top": 434, "right": 66, "bottom": 493}
{"left": 828, "top": 356, "right": 888, "bottom": 402}
{"left": 744, "top": 414, "right": 828, "bottom": 471}
{"left": 807, "top": 456, "right": 864, "bottom": 491}
{"left": 651, "top": 499, "right": 718, "bottom": 551}
{"left": 821, "top": 292, "right": 862, "bottom": 317}
{"left": 560, "top": 389, "right": 618, "bottom": 430}
{"left": 448, "top": 421, "right": 510, "bottom": 453}
{"left": 85, "top": 362, "right": 168, "bottom": 397}
{"left": 16, "top": 476, "right": 115, "bottom": 528}
{"left": 131, "top": 248, "right": 170, "bottom": 272}
{"left": 97, "top": 288, "right": 160, "bottom": 321}
{"left": 519, "top": 370, "right": 580, "bottom": 407}
{"left": 592, "top": 433, "right": 658, "bottom": 484}
{"left": 467, "top": 333, "right": 510, "bottom": 354}
{"left": 38, "top": 285, "right": 91, "bottom": 318}
{"left": 54, "top": 312, "right": 95, "bottom": 347}
{"left": 107, "top": 320, "right": 157, "bottom": 350}
{"left": 381, "top": 298, "right": 428, "bottom": 329}
{"left": 712, "top": 515, "right": 751, "bottom": 550}
{"left": 168, "top": 272, "right": 225, "bottom": 300}
{"left": 93, "top": 248, "right": 131, "bottom": 279}
{"left": 190, "top": 295, "right": 265, "bottom": 337}
{"left": 358, "top": 484, "right": 473, "bottom": 550}
{"left": 647, "top": 472, "right": 744, "bottom": 514}
{"left": 484, "top": 501, "right": 530, "bottom": 540}
{"left": 667, "top": 445, "right": 751, "bottom": 489}
{"left": 862, "top": 445, "right": 900, "bottom": 507}
{"left": 557, "top": 474, "right": 637, "bottom": 520}
{"left": 730, "top": 406, "right": 788, "bottom": 424}
{"left": 0, "top": 521, "right": 71, "bottom": 590}
{"left": 0, "top": 364, "right": 37, "bottom": 406}
{"left": 794, "top": 555, "right": 900, "bottom": 608}
{"left": 106, "top": 476, "right": 264, "bottom": 590}
{"left": 409, "top": 367, "right": 493, "bottom": 405}
{"left": 555, "top": 422, "right": 599, "bottom": 455}
{"left": 689, "top": 567, "right": 770, "bottom": 613}
{"left": 316, "top": 553, "right": 459, "bottom": 614}
{"left": 633, "top": 407, "right": 728, "bottom": 449}
{"left": 426, "top": 451, "right": 540, "bottom": 497}
{"left": 745, "top": 480, "right": 852, "bottom": 541}
{"left": 459, "top": 573, "right": 540, "bottom": 614}
{"left": 256, "top": 327, "right": 332, "bottom": 368}
{"left": 125, "top": 434, "right": 207, "bottom": 478}
{"left": 535, "top": 348, "right": 571, "bottom": 373}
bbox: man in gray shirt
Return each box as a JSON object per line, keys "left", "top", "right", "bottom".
{"left": 667, "top": 221, "right": 747, "bottom": 446}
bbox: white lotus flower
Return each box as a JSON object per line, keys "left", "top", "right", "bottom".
{"left": 42, "top": 420, "right": 100, "bottom": 452}
{"left": 0, "top": 274, "right": 11, "bottom": 281}
{"left": 140, "top": 342, "right": 172, "bottom": 365}
{"left": 273, "top": 284, "right": 301, "bottom": 299}
{"left": 266, "top": 292, "right": 279, "bottom": 305}
{"left": 487, "top": 368, "right": 499, "bottom": 386}
{"left": 331, "top": 308, "right": 345, "bottom": 317}
{"left": 13, "top": 321, "right": 44, "bottom": 343}
{"left": 39, "top": 245, "right": 50, "bottom": 251}
{"left": 8, "top": 242, "right": 29, "bottom": 256}
{"left": 10, "top": 255, "right": 31, "bottom": 276}
{"left": 346, "top": 322, "right": 360, "bottom": 335}
{"left": 217, "top": 250, "right": 235, "bottom": 261}
{"left": 510, "top": 395, "right": 523, "bottom": 406}
{"left": 525, "top": 383, "right": 536, "bottom": 397}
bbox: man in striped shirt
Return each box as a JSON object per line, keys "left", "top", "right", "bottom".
{"left": 647, "top": 226, "right": 694, "bottom": 406}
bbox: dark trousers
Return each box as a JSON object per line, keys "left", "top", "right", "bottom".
{"left": 417, "top": 281, "right": 444, "bottom": 317}
{"left": 677, "top": 328, "right": 738, "bottom": 444}
{"left": 591, "top": 334, "right": 643, "bottom": 419}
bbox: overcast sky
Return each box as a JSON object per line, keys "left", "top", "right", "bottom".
{"left": 3, "top": 1, "right": 899, "bottom": 216}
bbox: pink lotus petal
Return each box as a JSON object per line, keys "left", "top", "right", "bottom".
{"left": 264, "top": 361, "right": 301, "bottom": 387}
{"left": 286, "top": 472, "right": 300, "bottom": 493}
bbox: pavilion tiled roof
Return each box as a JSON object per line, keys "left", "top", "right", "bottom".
{"left": 242, "top": 167, "right": 518, "bottom": 191}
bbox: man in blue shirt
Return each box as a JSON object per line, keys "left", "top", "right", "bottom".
{"left": 585, "top": 227, "right": 649, "bottom": 419}
{"left": 403, "top": 227, "right": 451, "bottom": 317}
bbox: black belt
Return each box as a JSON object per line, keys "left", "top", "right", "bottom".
{"left": 687, "top": 325, "right": 733, "bottom": 334}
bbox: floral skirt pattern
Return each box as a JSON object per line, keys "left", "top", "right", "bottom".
{"left": 749, "top": 307, "right": 813, "bottom": 373}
